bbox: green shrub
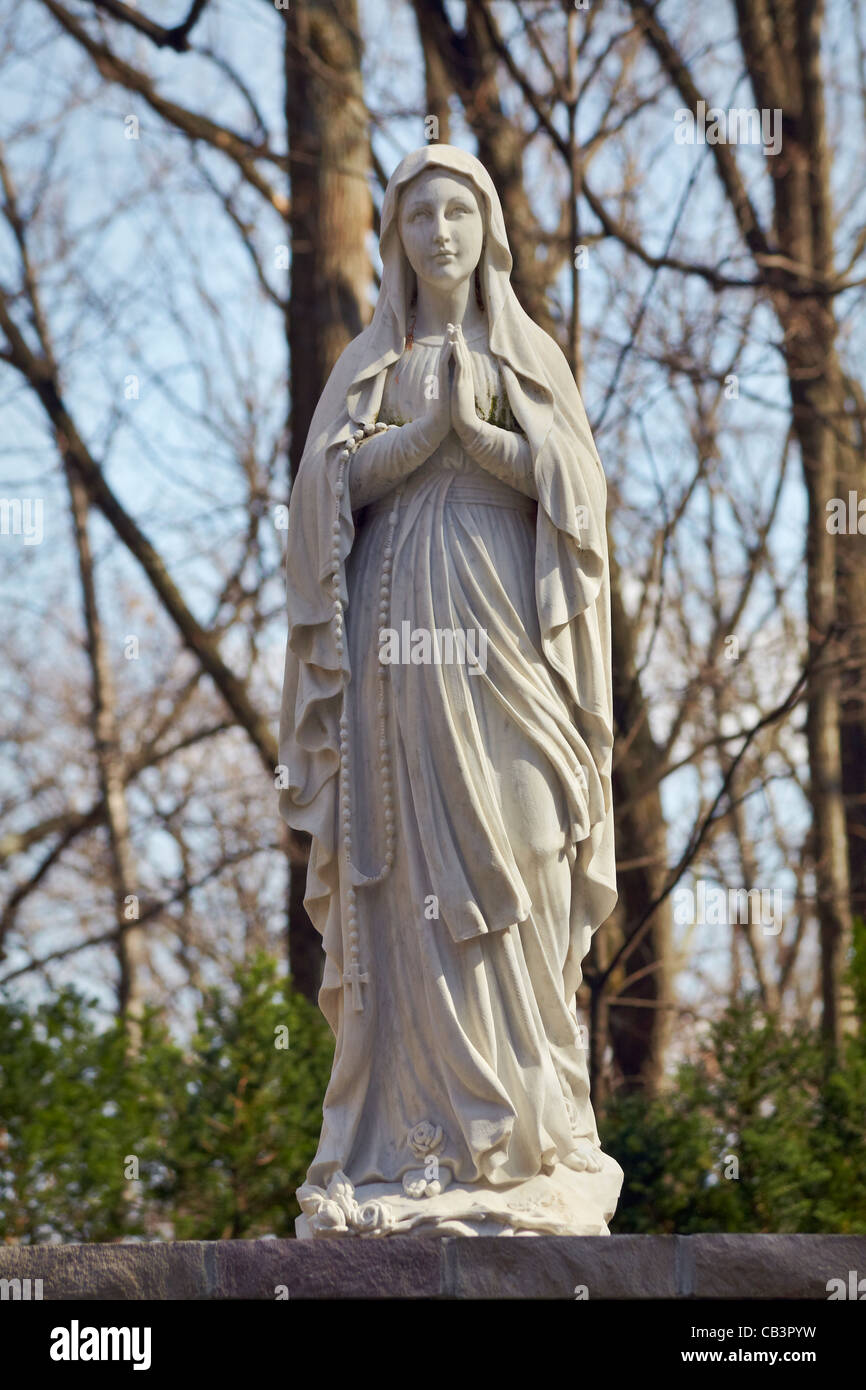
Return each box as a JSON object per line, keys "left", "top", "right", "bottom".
{"left": 604, "top": 997, "right": 866, "bottom": 1233}
{"left": 0, "top": 953, "right": 333, "bottom": 1243}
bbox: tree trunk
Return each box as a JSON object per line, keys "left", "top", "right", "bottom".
{"left": 836, "top": 373, "right": 866, "bottom": 929}
{"left": 629, "top": 0, "right": 858, "bottom": 1059}
{"left": 605, "top": 547, "right": 673, "bottom": 1093}
{"left": 733, "top": 0, "right": 855, "bottom": 1055}
{"left": 283, "top": 0, "right": 373, "bottom": 1000}
{"left": 67, "top": 471, "right": 145, "bottom": 1032}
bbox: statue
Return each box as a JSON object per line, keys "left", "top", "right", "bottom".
{"left": 278, "top": 144, "right": 622, "bottom": 1236}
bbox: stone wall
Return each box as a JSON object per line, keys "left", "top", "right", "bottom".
{"left": 1, "top": 1235, "right": 864, "bottom": 1300}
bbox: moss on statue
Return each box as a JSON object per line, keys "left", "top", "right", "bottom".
{"left": 483, "top": 392, "right": 526, "bottom": 435}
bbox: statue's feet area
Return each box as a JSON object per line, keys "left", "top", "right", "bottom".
{"left": 562, "top": 1138, "right": 604, "bottom": 1173}
{"left": 402, "top": 1165, "right": 453, "bottom": 1199}
{"left": 297, "top": 1152, "right": 623, "bottom": 1238}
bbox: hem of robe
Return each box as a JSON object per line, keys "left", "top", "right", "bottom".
{"left": 296, "top": 1152, "right": 624, "bottom": 1238}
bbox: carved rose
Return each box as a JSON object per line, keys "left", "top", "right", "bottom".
{"left": 296, "top": 1181, "right": 327, "bottom": 1217}
{"left": 298, "top": 1170, "right": 399, "bottom": 1236}
{"left": 296, "top": 1182, "right": 350, "bottom": 1234}
{"left": 407, "top": 1120, "right": 444, "bottom": 1160}
{"left": 310, "top": 1200, "right": 350, "bottom": 1234}
{"left": 356, "top": 1200, "right": 394, "bottom": 1234}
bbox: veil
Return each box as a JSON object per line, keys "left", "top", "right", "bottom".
{"left": 279, "top": 144, "right": 616, "bottom": 1014}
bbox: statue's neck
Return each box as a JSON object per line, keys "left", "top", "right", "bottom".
{"left": 411, "top": 274, "right": 486, "bottom": 341}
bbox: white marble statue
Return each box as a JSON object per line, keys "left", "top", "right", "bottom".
{"left": 278, "top": 144, "right": 621, "bottom": 1236}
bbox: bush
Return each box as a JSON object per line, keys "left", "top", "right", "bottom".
{"left": 0, "top": 953, "right": 333, "bottom": 1243}
{"left": 603, "top": 997, "right": 866, "bottom": 1233}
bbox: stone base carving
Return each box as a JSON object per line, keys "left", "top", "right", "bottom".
{"left": 296, "top": 1152, "right": 623, "bottom": 1239}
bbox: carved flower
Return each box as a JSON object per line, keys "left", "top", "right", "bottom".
{"left": 355, "top": 1200, "right": 394, "bottom": 1235}
{"left": 326, "top": 1170, "right": 360, "bottom": 1222}
{"left": 298, "top": 1170, "right": 398, "bottom": 1237}
{"left": 407, "top": 1120, "right": 444, "bottom": 1160}
{"left": 297, "top": 1182, "right": 349, "bottom": 1234}
{"left": 310, "top": 1200, "right": 350, "bottom": 1234}
{"left": 296, "top": 1181, "right": 327, "bottom": 1217}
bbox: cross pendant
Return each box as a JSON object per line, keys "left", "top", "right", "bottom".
{"left": 343, "top": 962, "right": 369, "bottom": 1012}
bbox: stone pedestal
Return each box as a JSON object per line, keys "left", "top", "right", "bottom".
{"left": 1, "top": 1235, "right": 864, "bottom": 1299}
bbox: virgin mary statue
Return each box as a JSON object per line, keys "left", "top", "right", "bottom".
{"left": 278, "top": 144, "right": 622, "bottom": 1237}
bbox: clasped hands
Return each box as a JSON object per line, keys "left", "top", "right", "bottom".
{"left": 422, "top": 323, "right": 490, "bottom": 455}
{"left": 346, "top": 322, "right": 535, "bottom": 509}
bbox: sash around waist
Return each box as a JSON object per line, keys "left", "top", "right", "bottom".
{"left": 366, "top": 465, "right": 536, "bottom": 518}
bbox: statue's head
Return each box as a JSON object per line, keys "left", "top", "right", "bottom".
{"left": 397, "top": 166, "right": 486, "bottom": 296}
{"left": 372, "top": 146, "right": 514, "bottom": 354}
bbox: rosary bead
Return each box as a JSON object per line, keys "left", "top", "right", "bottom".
{"left": 328, "top": 474, "right": 403, "bottom": 996}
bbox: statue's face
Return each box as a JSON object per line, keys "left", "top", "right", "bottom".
{"left": 398, "top": 169, "right": 485, "bottom": 292}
